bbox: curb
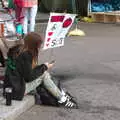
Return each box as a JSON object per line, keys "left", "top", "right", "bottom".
{"left": 0, "top": 95, "right": 35, "bottom": 120}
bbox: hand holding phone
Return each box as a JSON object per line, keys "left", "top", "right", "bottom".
{"left": 45, "top": 60, "right": 55, "bottom": 69}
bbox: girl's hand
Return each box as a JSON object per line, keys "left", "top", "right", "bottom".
{"left": 45, "top": 62, "right": 55, "bottom": 69}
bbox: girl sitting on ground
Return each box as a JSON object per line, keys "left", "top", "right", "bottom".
{"left": 3, "top": 32, "right": 77, "bottom": 108}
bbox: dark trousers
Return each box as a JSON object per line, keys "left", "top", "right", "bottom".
{"left": 0, "top": 49, "right": 5, "bottom": 67}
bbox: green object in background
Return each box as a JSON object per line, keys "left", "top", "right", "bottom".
{"left": 72, "top": 0, "right": 77, "bottom": 14}
{"left": 8, "top": 0, "right": 15, "bottom": 9}
{"left": 74, "top": 18, "right": 79, "bottom": 24}
{"left": 39, "top": 0, "right": 74, "bottom": 13}
{"left": 51, "top": 0, "right": 68, "bottom": 12}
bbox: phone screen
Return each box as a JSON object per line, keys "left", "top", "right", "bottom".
{"left": 50, "top": 60, "right": 55, "bottom": 64}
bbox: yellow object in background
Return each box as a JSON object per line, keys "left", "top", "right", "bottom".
{"left": 68, "top": 28, "right": 85, "bottom": 36}
{"left": 81, "top": 17, "right": 94, "bottom": 23}
{"left": 68, "top": 17, "right": 86, "bottom": 37}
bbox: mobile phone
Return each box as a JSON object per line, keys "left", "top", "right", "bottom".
{"left": 49, "top": 60, "right": 55, "bottom": 64}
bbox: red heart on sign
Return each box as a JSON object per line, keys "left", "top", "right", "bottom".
{"left": 63, "top": 18, "right": 72, "bottom": 28}
{"left": 48, "top": 32, "right": 53, "bottom": 36}
{"left": 47, "top": 38, "right": 51, "bottom": 42}
{"left": 46, "top": 43, "right": 49, "bottom": 47}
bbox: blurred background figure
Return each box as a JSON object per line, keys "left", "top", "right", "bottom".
{"left": 14, "top": 0, "right": 38, "bottom": 35}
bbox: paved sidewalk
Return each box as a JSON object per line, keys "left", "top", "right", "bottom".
{"left": 16, "top": 22, "right": 120, "bottom": 120}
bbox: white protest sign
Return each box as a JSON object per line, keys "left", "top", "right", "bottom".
{"left": 43, "top": 13, "right": 76, "bottom": 50}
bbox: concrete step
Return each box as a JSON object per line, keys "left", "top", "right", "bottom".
{"left": 0, "top": 95, "right": 35, "bottom": 120}
{"left": 0, "top": 66, "right": 35, "bottom": 120}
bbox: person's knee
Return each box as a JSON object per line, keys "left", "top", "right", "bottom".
{"left": 42, "top": 71, "right": 51, "bottom": 80}
{"left": 43, "top": 71, "right": 50, "bottom": 76}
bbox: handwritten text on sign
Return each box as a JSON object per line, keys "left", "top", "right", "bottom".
{"left": 43, "top": 13, "right": 76, "bottom": 50}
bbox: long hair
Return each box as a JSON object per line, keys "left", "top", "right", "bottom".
{"left": 23, "top": 32, "right": 43, "bottom": 62}
{"left": 8, "top": 32, "right": 43, "bottom": 62}
{"left": 7, "top": 44, "right": 23, "bottom": 59}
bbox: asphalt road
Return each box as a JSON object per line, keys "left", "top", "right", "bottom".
{"left": 16, "top": 22, "right": 120, "bottom": 120}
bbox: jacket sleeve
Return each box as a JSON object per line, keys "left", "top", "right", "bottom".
{"left": 21, "top": 52, "right": 48, "bottom": 82}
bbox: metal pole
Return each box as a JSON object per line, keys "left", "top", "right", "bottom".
{"left": 88, "top": 0, "right": 91, "bottom": 16}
